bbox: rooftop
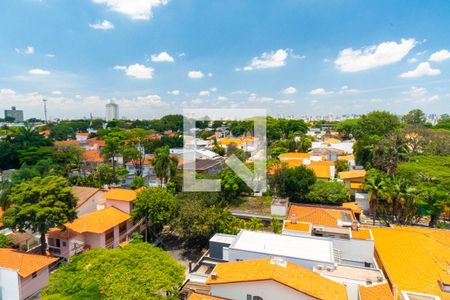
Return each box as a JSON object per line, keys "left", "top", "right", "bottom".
{"left": 72, "top": 186, "right": 101, "bottom": 208}
{"left": 359, "top": 283, "right": 394, "bottom": 300}
{"left": 306, "top": 161, "right": 334, "bottom": 179}
{"left": 206, "top": 258, "right": 348, "bottom": 299}
{"left": 339, "top": 170, "right": 367, "bottom": 180}
{"left": 371, "top": 226, "right": 450, "bottom": 298}
{"left": 288, "top": 204, "right": 355, "bottom": 227}
{"left": 230, "top": 230, "right": 334, "bottom": 263}
{"left": 188, "top": 293, "right": 224, "bottom": 300}
{"left": 50, "top": 207, "right": 130, "bottom": 235}
{"left": 279, "top": 152, "right": 311, "bottom": 160}
{"left": 104, "top": 188, "right": 139, "bottom": 202}
{"left": 0, "top": 248, "right": 58, "bottom": 278}
{"left": 82, "top": 150, "right": 103, "bottom": 162}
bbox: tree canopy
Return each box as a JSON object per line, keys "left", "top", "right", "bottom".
{"left": 42, "top": 241, "right": 185, "bottom": 300}
{"left": 305, "top": 181, "right": 350, "bottom": 205}
{"left": 269, "top": 166, "right": 316, "bottom": 202}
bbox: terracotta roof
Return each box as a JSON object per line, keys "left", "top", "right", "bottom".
{"left": 337, "top": 154, "right": 355, "bottom": 161}
{"left": 306, "top": 161, "right": 333, "bottom": 179}
{"left": 359, "top": 283, "right": 394, "bottom": 300}
{"left": 339, "top": 170, "right": 366, "bottom": 180}
{"left": 206, "top": 258, "right": 348, "bottom": 299}
{"left": 217, "top": 138, "right": 243, "bottom": 145}
{"left": 57, "top": 207, "right": 130, "bottom": 234}
{"left": 104, "top": 188, "right": 138, "bottom": 202}
{"left": 188, "top": 293, "right": 225, "bottom": 300}
{"left": 279, "top": 152, "right": 311, "bottom": 160}
{"left": 82, "top": 150, "right": 103, "bottom": 162}
{"left": 283, "top": 221, "right": 312, "bottom": 233}
{"left": 324, "top": 138, "right": 342, "bottom": 144}
{"left": 371, "top": 226, "right": 450, "bottom": 298}
{"left": 350, "top": 228, "right": 373, "bottom": 240}
{"left": 0, "top": 248, "right": 58, "bottom": 278}
{"left": 350, "top": 182, "right": 365, "bottom": 190}
{"left": 76, "top": 132, "right": 89, "bottom": 137}
{"left": 342, "top": 202, "right": 362, "bottom": 214}
{"left": 288, "top": 205, "right": 355, "bottom": 227}
{"left": 72, "top": 186, "right": 101, "bottom": 208}
{"left": 54, "top": 140, "right": 80, "bottom": 146}
{"left": 86, "top": 138, "right": 106, "bottom": 147}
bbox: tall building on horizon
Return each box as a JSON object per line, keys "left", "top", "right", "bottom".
{"left": 4, "top": 106, "right": 24, "bottom": 122}
{"left": 105, "top": 101, "right": 119, "bottom": 121}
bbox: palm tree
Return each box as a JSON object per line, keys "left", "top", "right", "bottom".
{"left": 152, "top": 146, "right": 178, "bottom": 186}
{"left": 101, "top": 136, "right": 122, "bottom": 184}
{"left": 365, "top": 169, "right": 387, "bottom": 225}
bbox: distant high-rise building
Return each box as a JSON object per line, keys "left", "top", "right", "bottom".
{"left": 105, "top": 101, "right": 119, "bottom": 121}
{"left": 4, "top": 106, "right": 24, "bottom": 122}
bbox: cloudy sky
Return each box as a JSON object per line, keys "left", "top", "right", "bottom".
{"left": 1, "top": 0, "right": 450, "bottom": 120}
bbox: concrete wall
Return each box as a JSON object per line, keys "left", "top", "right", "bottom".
{"left": 77, "top": 191, "right": 105, "bottom": 217}
{"left": 210, "top": 280, "right": 316, "bottom": 300}
{"left": 227, "top": 248, "right": 333, "bottom": 270}
{"left": 0, "top": 267, "right": 20, "bottom": 300}
{"left": 105, "top": 199, "right": 131, "bottom": 214}
{"left": 84, "top": 232, "right": 105, "bottom": 249}
{"left": 19, "top": 267, "right": 50, "bottom": 300}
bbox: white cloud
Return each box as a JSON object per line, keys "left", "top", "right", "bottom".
{"left": 151, "top": 51, "right": 174, "bottom": 63}
{"left": 52, "top": 90, "right": 62, "bottom": 95}
{"left": 167, "top": 90, "right": 180, "bottom": 96}
{"left": 309, "top": 88, "right": 333, "bottom": 96}
{"left": 231, "top": 90, "right": 249, "bottom": 95}
{"left": 114, "top": 64, "right": 154, "bottom": 79}
{"left": 191, "top": 98, "right": 203, "bottom": 104}
{"left": 29, "top": 68, "right": 51, "bottom": 75}
{"left": 92, "top": 0, "right": 168, "bottom": 20}
{"left": 402, "top": 86, "right": 427, "bottom": 97}
{"left": 282, "top": 86, "right": 297, "bottom": 94}
{"left": 89, "top": 20, "right": 114, "bottom": 30}
{"left": 188, "top": 71, "right": 204, "bottom": 79}
{"left": 242, "top": 49, "right": 289, "bottom": 71}
{"left": 339, "top": 85, "right": 359, "bottom": 93}
{"left": 335, "top": 38, "right": 417, "bottom": 72}
{"left": 274, "top": 99, "right": 295, "bottom": 104}
{"left": 408, "top": 57, "right": 418, "bottom": 63}
{"left": 135, "top": 94, "right": 163, "bottom": 105}
{"left": 0, "top": 89, "right": 17, "bottom": 96}
{"left": 429, "top": 49, "right": 450, "bottom": 62}
{"left": 217, "top": 96, "right": 228, "bottom": 101}
{"left": 399, "top": 62, "right": 440, "bottom": 78}
{"left": 207, "top": 72, "right": 213, "bottom": 77}
{"left": 45, "top": 53, "right": 55, "bottom": 58}
{"left": 15, "top": 46, "right": 34, "bottom": 55}
{"left": 199, "top": 90, "right": 210, "bottom": 96}
{"left": 248, "top": 93, "right": 273, "bottom": 103}
{"left": 210, "top": 87, "right": 218, "bottom": 92}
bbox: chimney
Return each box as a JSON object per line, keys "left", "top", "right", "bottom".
{"left": 291, "top": 213, "right": 297, "bottom": 224}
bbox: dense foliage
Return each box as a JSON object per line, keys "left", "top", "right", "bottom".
{"left": 305, "top": 181, "right": 350, "bottom": 205}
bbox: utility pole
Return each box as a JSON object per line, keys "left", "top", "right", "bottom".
{"left": 42, "top": 99, "right": 48, "bottom": 123}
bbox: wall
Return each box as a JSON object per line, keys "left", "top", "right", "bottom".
{"left": 210, "top": 280, "right": 316, "bottom": 300}
{"left": 227, "top": 248, "right": 333, "bottom": 270}
{"left": 105, "top": 199, "right": 131, "bottom": 214}
{"left": 19, "top": 267, "right": 49, "bottom": 300}
{"left": 0, "top": 267, "right": 20, "bottom": 300}
{"left": 84, "top": 232, "right": 105, "bottom": 249}
{"left": 77, "top": 191, "right": 105, "bottom": 217}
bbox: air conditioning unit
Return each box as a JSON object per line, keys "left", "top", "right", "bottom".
{"left": 316, "top": 265, "right": 324, "bottom": 270}
{"left": 326, "top": 266, "right": 335, "bottom": 272}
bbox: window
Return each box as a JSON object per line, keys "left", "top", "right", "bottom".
{"left": 246, "top": 295, "right": 263, "bottom": 300}
{"left": 31, "top": 272, "right": 37, "bottom": 279}
{"left": 62, "top": 241, "right": 67, "bottom": 247}
{"left": 119, "top": 222, "right": 127, "bottom": 235}
{"left": 55, "top": 239, "right": 61, "bottom": 248}
{"left": 105, "top": 229, "right": 114, "bottom": 242}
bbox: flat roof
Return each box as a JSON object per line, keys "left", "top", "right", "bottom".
{"left": 230, "top": 230, "right": 334, "bottom": 263}
{"left": 210, "top": 233, "right": 237, "bottom": 244}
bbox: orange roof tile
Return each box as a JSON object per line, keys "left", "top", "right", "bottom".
{"left": 72, "top": 186, "right": 101, "bottom": 208}
{"left": 104, "top": 188, "right": 138, "bottom": 202}
{"left": 55, "top": 207, "right": 130, "bottom": 234}
{"left": 206, "top": 258, "right": 348, "bottom": 299}
{"left": 324, "top": 138, "right": 342, "bottom": 144}
{"left": 337, "top": 154, "right": 355, "bottom": 161}
{"left": 76, "top": 132, "right": 90, "bottom": 137}
{"left": 350, "top": 182, "right": 365, "bottom": 190}
{"left": 359, "top": 283, "right": 394, "bottom": 300}
{"left": 306, "top": 162, "right": 333, "bottom": 179}
{"left": 279, "top": 152, "right": 311, "bottom": 160}
{"left": 350, "top": 228, "right": 373, "bottom": 240}
{"left": 54, "top": 140, "right": 80, "bottom": 146}
{"left": 283, "top": 221, "right": 312, "bottom": 233}
{"left": 371, "top": 226, "right": 450, "bottom": 298}
{"left": 217, "top": 138, "right": 243, "bottom": 145}
{"left": 0, "top": 248, "right": 58, "bottom": 278}
{"left": 339, "top": 170, "right": 367, "bottom": 180}
{"left": 342, "top": 202, "right": 362, "bottom": 214}
{"left": 82, "top": 150, "right": 103, "bottom": 162}
{"left": 288, "top": 205, "right": 355, "bottom": 227}
{"left": 188, "top": 293, "right": 225, "bottom": 300}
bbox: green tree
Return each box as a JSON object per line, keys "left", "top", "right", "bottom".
{"left": 152, "top": 146, "right": 178, "bottom": 186}
{"left": 226, "top": 143, "right": 247, "bottom": 162}
{"left": 356, "top": 111, "right": 400, "bottom": 139}
{"left": 305, "top": 181, "right": 350, "bottom": 205}
{"left": 132, "top": 187, "right": 176, "bottom": 240}
{"left": 270, "top": 147, "right": 288, "bottom": 159}
{"left": 130, "top": 176, "right": 146, "bottom": 190}
{"left": 101, "top": 136, "right": 122, "bottom": 183}
{"left": 401, "top": 109, "right": 427, "bottom": 126}
{"left": 220, "top": 168, "right": 251, "bottom": 203}
{"left": 270, "top": 217, "right": 282, "bottom": 234}
{"left": 269, "top": 166, "right": 316, "bottom": 202}
{"left": 246, "top": 217, "right": 263, "bottom": 230}
{"left": 336, "top": 119, "right": 360, "bottom": 139}
{"left": 2, "top": 176, "right": 77, "bottom": 254}
{"left": 372, "top": 130, "right": 409, "bottom": 174}
{"left": 335, "top": 159, "right": 349, "bottom": 173}
{"left": 0, "top": 233, "right": 10, "bottom": 247}
{"left": 42, "top": 242, "right": 185, "bottom": 300}
{"left": 365, "top": 169, "right": 388, "bottom": 225}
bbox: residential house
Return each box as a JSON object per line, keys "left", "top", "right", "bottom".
{"left": 104, "top": 188, "right": 140, "bottom": 214}
{"left": 82, "top": 150, "right": 104, "bottom": 171}
{"left": 0, "top": 249, "right": 57, "bottom": 300}
{"left": 337, "top": 154, "right": 356, "bottom": 168}
{"left": 338, "top": 170, "right": 368, "bottom": 210}
{"left": 274, "top": 153, "right": 335, "bottom": 180}
{"left": 205, "top": 258, "right": 349, "bottom": 300}
{"left": 46, "top": 207, "right": 136, "bottom": 260}
{"left": 72, "top": 186, "right": 106, "bottom": 216}
{"left": 371, "top": 226, "right": 450, "bottom": 299}
{"left": 181, "top": 158, "right": 224, "bottom": 175}
{"left": 75, "top": 132, "right": 90, "bottom": 141}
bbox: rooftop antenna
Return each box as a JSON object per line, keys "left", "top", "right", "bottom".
{"left": 42, "top": 99, "right": 48, "bottom": 123}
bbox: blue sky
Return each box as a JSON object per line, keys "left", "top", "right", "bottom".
{"left": 0, "top": 0, "right": 450, "bottom": 120}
